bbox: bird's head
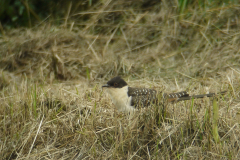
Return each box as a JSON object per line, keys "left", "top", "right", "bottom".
{"left": 102, "top": 76, "right": 128, "bottom": 89}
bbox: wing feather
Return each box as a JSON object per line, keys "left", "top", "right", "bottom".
{"left": 128, "top": 88, "right": 190, "bottom": 107}
{"left": 128, "top": 87, "right": 159, "bottom": 108}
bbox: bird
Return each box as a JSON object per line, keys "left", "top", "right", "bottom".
{"left": 102, "top": 76, "right": 226, "bottom": 112}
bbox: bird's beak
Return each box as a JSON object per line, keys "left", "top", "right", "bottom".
{"left": 102, "top": 84, "right": 110, "bottom": 88}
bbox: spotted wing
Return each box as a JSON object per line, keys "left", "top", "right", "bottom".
{"left": 127, "top": 87, "right": 160, "bottom": 108}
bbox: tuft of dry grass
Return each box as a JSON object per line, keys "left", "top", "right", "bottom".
{"left": 1, "top": 1, "right": 240, "bottom": 159}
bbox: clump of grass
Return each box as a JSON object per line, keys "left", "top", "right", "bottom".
{"left": 1, "top": 0, "right": 240, "bottom": 159}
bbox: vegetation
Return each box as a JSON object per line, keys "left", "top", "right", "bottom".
{"left": 0, "top": 0, "right": 240, "bottom": 159}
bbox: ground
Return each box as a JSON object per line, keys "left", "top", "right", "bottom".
{"left": 0, "top": 1, "right": 240, "bottom": 159}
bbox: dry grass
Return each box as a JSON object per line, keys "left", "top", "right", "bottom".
{"left": 1, "top": 1, "right": 240, "bottom": 159}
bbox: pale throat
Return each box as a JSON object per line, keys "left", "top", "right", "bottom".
{"left": 105, "top": 86, "right": 134, "bottom": 112}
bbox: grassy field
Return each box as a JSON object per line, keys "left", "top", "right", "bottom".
{"left": 1, "top": 1, "right": 240, "bottom": 159}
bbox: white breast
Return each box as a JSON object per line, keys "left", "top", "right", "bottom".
{"left": 105, "top": 86, "right": 135, "bottom": 112}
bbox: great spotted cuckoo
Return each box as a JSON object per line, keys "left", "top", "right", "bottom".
{"left": 102, "top": 76, "right": 226, "bottom": 112}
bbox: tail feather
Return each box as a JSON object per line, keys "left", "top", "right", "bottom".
{"left": 176, "top": 91, "right": 227, "bottom": 102}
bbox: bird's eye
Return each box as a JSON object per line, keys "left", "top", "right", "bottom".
{"left": 114, "top": 83, "right": 118, "bottom": 87}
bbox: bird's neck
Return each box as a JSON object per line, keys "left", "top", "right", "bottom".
{"left": 106, "top": 85, "right": 129, "bottom": 100}
{"left": 105, "top": 85, "right": 134, "bottom": 112}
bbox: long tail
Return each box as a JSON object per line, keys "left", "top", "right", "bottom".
{"left": 176, "top": 91, "right": 227, "bottom": 102}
